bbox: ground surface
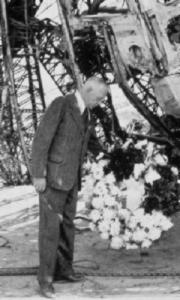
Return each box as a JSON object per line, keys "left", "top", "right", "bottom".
{"left": 0, "top": 185, "right": 180, "bottom": 299}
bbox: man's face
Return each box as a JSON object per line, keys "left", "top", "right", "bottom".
{"left": 85, "top": 84, "right": 108, "bottom": 109}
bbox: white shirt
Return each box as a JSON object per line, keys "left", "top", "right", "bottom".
{"left": 75, "top": 90, "right": 86, "bottom": 115}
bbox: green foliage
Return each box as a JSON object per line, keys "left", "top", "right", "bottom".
{"left": 143, "top": 172, "right": 180, "bottom": 216}
{"left": 104, "top": 143, "right": 144, "bottom": 181}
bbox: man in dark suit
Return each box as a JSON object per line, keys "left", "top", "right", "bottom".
{"left": 31, "top": 77, "right": 109, "bottom": 298}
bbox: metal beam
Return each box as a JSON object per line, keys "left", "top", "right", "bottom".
{"left": 0, "top": 0, "right": 31, "bottom": 173}
{"left": 56, "top": 0, "right": 83, "bottom": 90}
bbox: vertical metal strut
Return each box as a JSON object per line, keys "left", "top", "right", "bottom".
{"left": 0, "top": 0, "right": 31, "bottom": 173}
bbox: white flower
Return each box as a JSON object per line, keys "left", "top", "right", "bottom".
{"left": 110, "top": 219, "right": 121, "bottom": 236}
{"left": 153, "top": 153, "right": 168, "bottom": 166}
{"left": 148, "top": 228, "right": 162, "bottom": 241}
{"left": 134, "top": 139, "right": 148, "bottom": 150}
{"left": 100, "top": 232, "right": 109, "bottom": 240}
{"left": 103, "top": 208, "right": 116, "bottom": 221}
{"left": 94, "top": 181, "right": 108, "bottom": 197}
{"left": 118, "top": 208, "right": 131, "bottom": 223}
{"left": 145, "top": 167, "right": 161, "bottom": 185}
{"left": 152, "top": 210, "right": 163, "bottom": 217}
{"left": 89, "top": 222, "right": 96, "bottom": 231}
{"left": 140, "top": 214, "right": 155, "bottom": 229}
{"left": 110, "top": 236, "right": 124, "bottom": 250}
{"left": 94, "top": 171, "right": 104, "bottom": 181}
{"left": 89, "top": 209, "right": 101, "bottom": 223}
{"left": 151, "top": 210, "right": 164, "bottom": 226}
{"left": 84, "top": 159, "right": 92, "bottom": 171}
{"left": 160, "top": 218, "right": 174, "bottom": 231}
{"left": 128, "top": 216, "right": 138, "bottom": 230}
{"left": 105, "top": 172, "right": 116, "bottom": 185}
{"left": 81, "top": 193, "right": 92, "bottom": 206}
{"left": 81, "top": 174, "right": 94, "bottom": 195}
{"left": 117, "top": 202, "right": 123, "bottom": 210}
{"left": 133, "top": 163, "right": 146, "bottom": 180}
{"left": 91, "top": 163, "right": 104, "bottom": 181}
{"left": 133, "top": 208, "right": 145, "bottom": 220}
{"left": 98, "top": 159, "right": 109, "bottom": 169}
{"left": 104, "top": 196, "right": 116, "bottom": 207}
{"left": 146, "top": 142, "right": 155, "bottom": 158}
{"left": 125, "top": 177, "right": 145, "bottom": 211}
{"left": 98, "top": 220, "right": 110, "bottom": 233}
{"left": 91, "top": 196, "right": 104, "bottom": 209}
{"left": 96, "top": 152, "right": 104, "bottom": 161}
{"left": 141, "top": 239, "right": 152, "bottom": 248}
{"left": 125, "top": 243, "right": 138, "bottom": 250}
{"left": 132, "top": 229, "right": 147, "bottom": 243}
{"left": 109, "top": 185, "right": 119, "bottom": 196}
{"left": 122, "top": 139, "right": 133, "bottom": 150}
{"left": 123, "top": 229, "right": 133, "bottom": 242}
{"left": 171, "top": 167, "right": 179, "bottom": 176}
{"left": 151, "top": 211, "right": 173, "bottom": 231}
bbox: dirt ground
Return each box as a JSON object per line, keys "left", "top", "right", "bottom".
{"left": 0, "top": 185, "right": 180, "bottom": 299}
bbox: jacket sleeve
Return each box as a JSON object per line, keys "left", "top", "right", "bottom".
{"left": 31, "top": 97, "right": 65, "bottom": 178}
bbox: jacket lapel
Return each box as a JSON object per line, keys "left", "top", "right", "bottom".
{"left": 68, "top": 94, "right": 85, "bottom": 135}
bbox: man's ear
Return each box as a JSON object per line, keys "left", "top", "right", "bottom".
{"left": 86, "top": 86, "right": 93, "bottom": 93}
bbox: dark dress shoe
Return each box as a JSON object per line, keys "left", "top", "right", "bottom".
{"left": 39, "top": 283, "right": 56, "bottom": 298}
{"left": 54, "top": 271, "right": 84, "bottom": 283}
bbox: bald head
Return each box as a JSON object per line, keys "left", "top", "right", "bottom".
{"left": 80, "top": 76, "right": 109, "bottom": 109}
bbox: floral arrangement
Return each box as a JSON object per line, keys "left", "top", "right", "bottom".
{"left": 80, "top": 138, "right": 180, "bottom": 250}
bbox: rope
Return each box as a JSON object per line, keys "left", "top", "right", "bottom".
{"left": 78, "top": 271, "right": 180, "bottom": 277}
{"left": 0, "top": 266, "right": 179, "bottom": 277}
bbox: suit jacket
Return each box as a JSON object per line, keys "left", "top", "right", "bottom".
{"left": 31, "top": 93, "right": 101, "bottom": 191}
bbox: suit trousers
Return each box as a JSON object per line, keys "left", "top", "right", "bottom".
{"left": 38, "top": 182, "right": 78, "bottom": 285}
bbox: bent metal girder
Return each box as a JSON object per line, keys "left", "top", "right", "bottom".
{"left": 0, "top": 0, "right": 81, "bottom": 178}
{"left": 1, "top": 0, "right": 180, "bottom": 179}
{"left": 0, "top": 0, "right": 46, "bottom": 175}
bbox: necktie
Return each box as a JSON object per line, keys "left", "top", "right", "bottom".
{"left": 82, "top": 108, "right": 89, "bottom": 131}
{"left": 82, "top": 108, "right": 88, "bottom": 122}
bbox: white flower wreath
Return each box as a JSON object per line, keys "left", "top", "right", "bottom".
{"left": 80, "top": 139, "right": 175, "bottom": 250}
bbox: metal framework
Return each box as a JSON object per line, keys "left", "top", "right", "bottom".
{"left": 0, "top": 0, "right": 180, "bottom": 180}
{"left": 38, "top": 20, "right": 74, "bottom": 95}
{"left": 0, "top": 0, "right": 46, "bottom": 175}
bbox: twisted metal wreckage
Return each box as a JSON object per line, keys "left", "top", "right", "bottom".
{"left": 1, "top": 0, "right": 180, "bottom": 179}
{"left": 1, "top": 0, "right": 180, "bottom": 277}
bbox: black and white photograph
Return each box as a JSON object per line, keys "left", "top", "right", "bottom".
{"left": 0, "top": 0, "right": 180, "bottom": 299}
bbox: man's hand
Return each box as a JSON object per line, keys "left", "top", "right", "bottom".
{"left": 33, "top": 177, "right": 47, "bottom": 193}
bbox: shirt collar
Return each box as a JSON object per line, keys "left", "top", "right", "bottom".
{"left": 75, "top": 90, "right": 86, "bottom": 115}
